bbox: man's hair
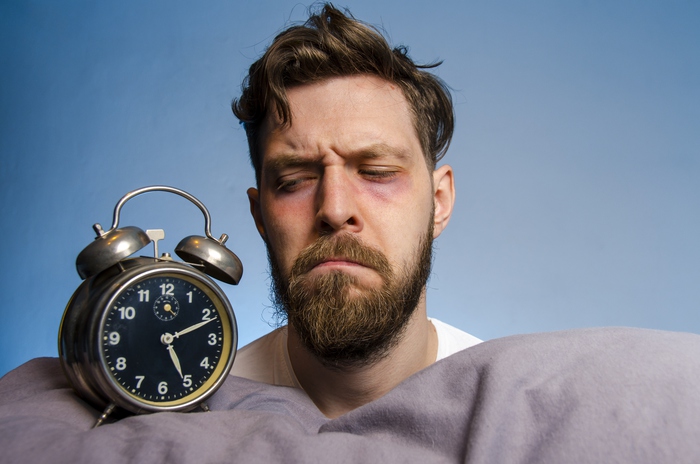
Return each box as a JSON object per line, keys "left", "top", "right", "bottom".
{"left": 232, "top": 3, "right": 454, "bottom": 184}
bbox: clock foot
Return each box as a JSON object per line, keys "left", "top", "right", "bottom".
{"left": 93, "top": 403, "right": 117, "bottom": 428}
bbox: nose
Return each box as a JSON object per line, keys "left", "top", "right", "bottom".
{"left": 315, "top": 168, "right": 363, "bottom": 235}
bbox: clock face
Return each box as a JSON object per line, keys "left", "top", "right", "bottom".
{"left": 99, "top": 272, "right": 234, "bottom": 408}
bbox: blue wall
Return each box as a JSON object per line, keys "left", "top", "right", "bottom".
{"left": 1, "top": 0, "right": 699, "bottom": 377}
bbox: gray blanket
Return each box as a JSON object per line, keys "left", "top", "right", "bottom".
{"left": 1, "top": 327, "right": 699, "bottom": 463}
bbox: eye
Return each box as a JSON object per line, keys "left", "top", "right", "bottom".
{"left": 276, "top": 175, "right": 316, "bottom": 192}
{"left": 359, "top": 168, "right": 399, "bottom": 182}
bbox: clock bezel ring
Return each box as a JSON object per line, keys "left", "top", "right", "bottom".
{"left": 88, "top": 261, "right": 237, "bottom": 414}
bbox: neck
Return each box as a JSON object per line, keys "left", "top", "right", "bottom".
{"left": 287, "top": 295, "right": 437, "bottom": 418}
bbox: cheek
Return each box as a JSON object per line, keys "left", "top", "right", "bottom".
{"left": 261, "top": 195, "right": 314, "bottom": 267}
{"left": 366, "top": 179, "right": 434, "bottom": 257}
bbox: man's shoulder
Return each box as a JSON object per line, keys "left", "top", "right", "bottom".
{"left": 430, "top": 317, "right": 482, "bottom": 361}
{"left": 229, "top": 326, "right": 300, "bottom": 387}
{"left": 229, "top": 326, "right": 286, "bottom": 383}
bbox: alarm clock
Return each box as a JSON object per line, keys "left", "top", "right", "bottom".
{"left": 59, "top": 186, "right": 242, "bottom": 425}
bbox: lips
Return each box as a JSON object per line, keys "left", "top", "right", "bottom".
{"left": 289, "top": 234, "right": 393, "bottom": 281}
{"left": 308, "top": 257, "right": 368, "bottom": 273}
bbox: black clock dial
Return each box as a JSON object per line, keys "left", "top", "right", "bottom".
{"left": 100, "top": 273, "right": 232, "bottom": 406}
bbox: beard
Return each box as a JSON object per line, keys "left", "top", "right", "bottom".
{"left": 268, "top": 221, "right": 434, "bottom": 369}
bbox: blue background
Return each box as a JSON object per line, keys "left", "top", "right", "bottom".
{"left": 1, "top": 1, "right": 698, "bottom": 377}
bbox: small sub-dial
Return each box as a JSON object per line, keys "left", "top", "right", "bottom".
{"left": 153, "top": 295, "right": 180, "bottom": 321}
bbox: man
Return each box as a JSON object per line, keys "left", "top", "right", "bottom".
{"left": 229, "top": 4, "right": 480, "bottom": 418}
{"left": 3, "top": 8, "right": 700, "bottom": 461}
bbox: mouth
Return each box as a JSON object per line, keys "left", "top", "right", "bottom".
{"left": 307, "top": 257, "right": 368, "bottom": 273}
{"left": 288, "top": 234, "right": 392, "bottom": 282}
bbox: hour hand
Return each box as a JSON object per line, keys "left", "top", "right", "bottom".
{"left": 161, "top": 333, "right": 183, "bottom": 378}
{"left": 167, "top": 345, "right": 183, "bottom": 378}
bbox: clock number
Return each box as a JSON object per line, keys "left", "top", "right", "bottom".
{"left": 201, "top": 308, "right": 212, "bottom": 321}
{"left": 186, "top": 291, "right": 193, "bottom": 303}
{"left": 117, "top": 306, "right": 135, "bottom": 320}
{"left": 158, "top": 381, "right": 168, "bottom": 395}
{"left": 138, "top": 289, "right": 150, "bottom": 302}
{"left": 183, "top": 375, "right": 192, "bottom": 388}
{"left": 200, "top": 357, "right": 210, "bottom": 369}
{"left": 160, "top": 283, "right": 175, "bottom": 296}
{"left": 208, "top": 333, "right": 217, "bottom": 345}
{"left": 115, "top": 357, "right": 127, "bottom": 371}
{"left": 135, "top": 375, "right": 145, "bottom": 389}
{"left": 108, "top": 331, "right": 120, "bottom": 345}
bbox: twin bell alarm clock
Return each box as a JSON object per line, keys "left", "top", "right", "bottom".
{"left": 59, "top": 186, "right": 242, "bottom": 424}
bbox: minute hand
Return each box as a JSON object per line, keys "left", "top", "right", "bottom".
{"left": 174, "top": 316, "right": 218, "bottom": 338}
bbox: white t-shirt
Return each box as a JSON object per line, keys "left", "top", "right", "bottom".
{"left": 230, "top": 318, "right": 481, "bottom": 388}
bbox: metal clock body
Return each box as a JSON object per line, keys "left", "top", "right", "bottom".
{"left": 60, "top": 258, "right": 237, "bottom": 414}
{"left": 58, "top": 186, "right": 243, "bottom": 421}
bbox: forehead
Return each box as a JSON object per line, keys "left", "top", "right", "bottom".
{"left": 258, "top": 75, "right": 422, "bottom": 166}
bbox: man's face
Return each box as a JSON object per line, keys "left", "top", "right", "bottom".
{"left": 248, "top": 75, "right": 454, "bottom": 366}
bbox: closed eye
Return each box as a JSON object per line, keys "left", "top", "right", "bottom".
{"left": 276, "top": 175, "right": 316, "bottom": 192}
{"left": 359, "top": 168, "right": 399, "bottom": 182}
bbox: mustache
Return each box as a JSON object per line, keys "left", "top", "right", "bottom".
{"left": 290, "top": 234, "right": 393, "bottom": 279}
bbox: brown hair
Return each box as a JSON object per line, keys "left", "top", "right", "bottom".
{"left": 232, "top": 3, "right": 454, "bottom": 184}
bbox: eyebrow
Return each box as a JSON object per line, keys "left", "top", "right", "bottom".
{"left": 263, "top": 143, "right": 412, "bottom": 174}
{"left": 355, "top": 143, "right": 412, "bottom": 161}
{"left": 263, "top": 153, "right": 321, "bottom": 175}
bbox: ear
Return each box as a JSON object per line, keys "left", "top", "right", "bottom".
{"left": 432, "top": 164, "right": 455, "bottom": 239}
{"left": 247, "top": 187, "right": 267, "bottom": 241}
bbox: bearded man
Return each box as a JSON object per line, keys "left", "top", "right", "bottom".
{"left": 229, "top": 4, "right": 481, "bottom": 418}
